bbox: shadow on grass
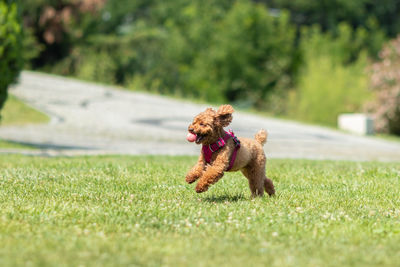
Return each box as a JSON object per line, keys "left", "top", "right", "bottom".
{"left": 202, "top": 193, "right": 247, "bottom": 203}
{"left": 0, "top": 139, "right": 94, "bottom": 151}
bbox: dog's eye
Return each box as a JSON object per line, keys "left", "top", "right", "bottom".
{"left": 200, "top": 123, "right": 205, "bottom": 127}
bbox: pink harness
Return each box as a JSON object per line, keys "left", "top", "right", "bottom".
{"left": 202, "top": 130, "right": 241, "bottom": 171}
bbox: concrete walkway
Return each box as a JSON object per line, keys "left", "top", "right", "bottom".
{"left": 1, "top": 71, "right": 400, "bottom": 161}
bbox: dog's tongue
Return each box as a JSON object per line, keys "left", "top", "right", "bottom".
{"left": 186, "top": 132, "right": 197, "bottom": 142}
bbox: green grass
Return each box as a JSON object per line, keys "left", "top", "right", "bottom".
{"left": 0, "top": 95, "right": 49, "bottom": 126}
{"left": 0, "top": 155, "right": 399, "bottom": 266}
{"left": 0, "top": 140, "right": 37, "bottom": 150}
{"left": 0, "top": 95, "right": 49, "bottom": 149}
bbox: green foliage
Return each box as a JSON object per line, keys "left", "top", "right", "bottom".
{"left": 52, "top": 25, "right": 168, "bottom": 86}
{"left": 20, "top": 0, "right": 105, "bottom": 67}
{"left": 0, "top": 155, "right": 399, "bottom": 266}
{"left": 288, "top": 24, "right": 371, "bottom": 126}
{"left": 0, "top": 0, "right": 23, "bottom": 115}
{"left": 21, "top": 27, "right": 43, "bottom": 68}
{"left": 62, "top": 0, "right": 297, "bottom": 111}
{"left": 19, "top": 0, "right": 398, "bottom": 121}
{"left": 188, "top": 1, "right": 296, "bottom": 108}
{"left": 262, "top": 0, "right": 395, "bottom": 56}
{"left": 121, "top": 0, "right": 234, "bottom": 97}
{"left": 140, "top": 0, "right": 233, "bottom": 96}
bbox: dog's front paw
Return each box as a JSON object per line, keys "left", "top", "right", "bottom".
{"left": 186, "top": 172, "right": 201, "bottom": 184}
{"left": 195, "top": 184, "right": 209, "bottom": 193}
{"left": 185, "top": 174, "right": 197, "bottom": 184}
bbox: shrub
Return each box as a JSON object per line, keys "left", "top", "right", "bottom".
{"left": 287, "top": 24, "right": 371, "bottom": 126}
{"left": 0, "top": 0, "right": 23, "bottom": 116}
{"left": 188, "top": 0, "right": 297, "bottom": 109}
{"left": 125, "top": 0, "right": 234, "bottom": 96}
{"left": 51, "top": 26, "right": 167, "bottom": 86}
{"left": 365, "top": 36, "right": 400, "bottom": 135}
{"left": 264, "top": 0, "right": 393, "bottom": 54}
{"left": 46, "top": 0, "right": 298, "bottom": 112}
{"left": 21, "top": 0, "right": 106, "bottom": 67}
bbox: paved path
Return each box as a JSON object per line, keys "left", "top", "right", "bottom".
{"left": 1, "top": 71, "right": 400, "bottom": 161}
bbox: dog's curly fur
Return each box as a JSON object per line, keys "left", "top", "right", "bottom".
{"left": 186, "top": 104, "right": 275, "bottom": 197}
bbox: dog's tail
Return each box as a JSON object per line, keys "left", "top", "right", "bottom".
{"left": 255, "top": 129, "right": 268, "bottom": 146}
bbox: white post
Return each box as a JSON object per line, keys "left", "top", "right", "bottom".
{"left": 338, "top": 113, "right": 374, "bottom": 135}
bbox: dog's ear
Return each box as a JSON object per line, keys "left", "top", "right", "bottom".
{"left": 216, "top": 104, "right": 234, "bottom": 127}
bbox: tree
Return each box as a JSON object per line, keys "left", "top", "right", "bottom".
{"left": 188, "top": 0, "right": 297, "bottom": 109}
{"left": 21, "top": 0, "right": 106, "bottom": 67}
{"left": 259, "top": 0, "right": 392, "bottom": 57}
{"left": 0, "top": 0, "right": 23, "bottom": 117}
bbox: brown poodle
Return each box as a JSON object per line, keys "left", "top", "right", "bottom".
{"left": 186, "top": 104, "right": 275, "bottom": 197}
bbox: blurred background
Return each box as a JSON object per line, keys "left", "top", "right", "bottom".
{"left": 1, "top": 0, "right": 400, "bottom": 136}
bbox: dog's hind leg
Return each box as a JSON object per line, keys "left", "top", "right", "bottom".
{"left": 241, "top": 166, "right": 265, "bottom": 197}
{"left": 264, "top": 176, "right": 275, "bottom": 196}
{"left": 241, "top": 155, "right": 274, "bottom": 197}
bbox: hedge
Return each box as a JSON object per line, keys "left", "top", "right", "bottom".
{"left": 0, "top": 0, "right": 23, "bottom": 117}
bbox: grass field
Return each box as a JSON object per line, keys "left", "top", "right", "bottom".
{"left": 1, "top": 95, "right": 49, "bottom": 126}
{"left": 0, "top": 95, "right": 49, "bottom": 150}
{"left": 0, "top": 155, "right": 399, "bottom": 266}
{"left": 0, "top": 140, "right": 33, "bottom": 150}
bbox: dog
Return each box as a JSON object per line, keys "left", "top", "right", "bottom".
{"left": 185, "top": 104, "right": 275, "bottom": 197}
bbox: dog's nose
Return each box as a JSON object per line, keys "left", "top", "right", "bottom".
{"left": 188, "top": 127, "right": 194, "bottom": 133}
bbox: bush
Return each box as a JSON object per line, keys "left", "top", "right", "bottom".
{"left": 263, "top": 0, "right": 393, "bottom": 54}
{"left": 0, "top": 0, "right": 23, "bottom": 116}
{"left": 42, "top": 0, "right": 298, "bottom": 112}
{"left": 287, "top": 24, "right": 371, "bottom": 126}
{"left": 188, "top": 0, "right": 297, "bottom": 109}
{"left": 365, "top": 36, "right": 400, "bottom": 135}
{"left": 51, "top": 25, "right": 168, "bottom": 86}
{"left": 21, "top": 0, "right": 106, "bottom": 68}
{"left": 125, "top": 0, "right": 234, "bottom": 96}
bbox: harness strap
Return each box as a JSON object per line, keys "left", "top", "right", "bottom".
{"left": 202, "top": 130, "right": 241, "bottom": 171}
{"left": 226, "top": 130, "right": 240, "bottom": 171}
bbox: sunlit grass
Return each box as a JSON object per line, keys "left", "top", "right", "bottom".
{"left": 1, "top": 94, "right": 49, "bottom": 126}
{"left": 0, "top": 139, "right": 36, "bottom": 150}
{"left": 0, "top": 155, "right": 399, "bottom": 266}
{"left": 0, "top": 95, "right": 49, "bottom": 149}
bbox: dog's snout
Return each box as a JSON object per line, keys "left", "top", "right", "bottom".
{"left": 188, "top": 127, "right": 194, "bottom": 133}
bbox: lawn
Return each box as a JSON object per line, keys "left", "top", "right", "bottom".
{"left": 0, "top": 95, "right": 49, "bottom": 150}
{"left": 0, "top": 140, "right": 38, "bottom": 150}
{"left": 0, "top": 155, "right": 399, "bottom": 266}
{"left": 1, "top": 95, "right": 49, "bottom": 126}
